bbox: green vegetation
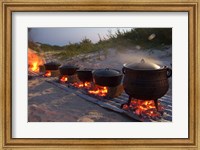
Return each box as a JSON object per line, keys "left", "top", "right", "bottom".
{"left": 28, "top": 41, "right": 40, "bottom": 52}
{"left": 55, "top": 38, "right": 97, "bottom": 59}
{"left": 28, "top": 28, "right": 172, "bottom": 60}
{"left": 123, "top": 28, "right": 172, "bottom": 48}
{"left": 40, "top": 44, "right": 64, "bottom": 52}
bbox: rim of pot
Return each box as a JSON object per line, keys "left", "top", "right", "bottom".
{"left": 93, "top": 68, "right": 122, "bottom": 77}
{"left": 123, "top": 63, "right": 167, "bottom": 71}
{"left": 44, "top": 62, "right": 61, "bottom": 66}
{"left": 77, "top": 68, "right": 93, "bottom": 72}
{"left": 59, "top": 65, "right": 79, "bottom": 69}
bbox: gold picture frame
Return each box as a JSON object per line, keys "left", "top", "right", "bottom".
{"left": 0, "top": 0, "right": 199, "bottom": 149}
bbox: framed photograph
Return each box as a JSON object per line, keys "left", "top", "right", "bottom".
{"left": 0, "top": 0, "right": 199, "bottom": 149}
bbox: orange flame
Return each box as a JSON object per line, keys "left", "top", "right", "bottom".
{"left": 72, "top": 82, "right": 91, "bottom": 89}
{"left": 44, "top": 70, "right": 51, "bottom": 77}
{"left": 28, "top": 48, "right": 44, "bottom": 72}
{"left": 88, "top": 86, "right": 108, "bottom": 97}
{"left": 60, "top": 76, "right": 68, "bottom": 83}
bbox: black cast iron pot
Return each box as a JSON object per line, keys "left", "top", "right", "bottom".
{"left": 93, "top": 68, "right": 123, "bottom": 87}
{"left": 44, "top": 62, "right": 61, "bottom": 70}
{"left": 77, "top": 69, "right": 93, "bottom": 82}
{"left": 59, "top": 65, "right": 79, "bottom": 76}
{"left": 122, "top": 59, "right": 172, "bottom": 100}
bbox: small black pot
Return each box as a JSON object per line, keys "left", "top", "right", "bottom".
{"left": 44, "top": 62, "right": 61, "bottom": 70}
{"left": 93, "top": 68, "right": 123, "bottom": 87}
{"left": 59, "top": 65, "right": 79, "bottom": 76}
{"left": 77, "top": 69, "right": 93, "bottom": 82}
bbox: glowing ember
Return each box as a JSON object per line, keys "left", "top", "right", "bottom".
{"left": 28, "top": 48, "right": 45, "bottom": 72}
{"left": 123, "top": 99, "right": 164, "bottom": 118}
{"left": 72, "top": 82, "right": 91, "bottom": 89}
{"left": 122, "top": 104, "right": 129, "bottom": 110}
{"left": 44, "top": 70, "right": 51, "bottom": 77}
{"left": 88, "top": 86, "right": 108, "bottom": 97}
{"left": 60, "top": 76, "right": 68, "bottom": 83}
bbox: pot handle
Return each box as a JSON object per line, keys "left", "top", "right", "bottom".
{"left": 166, "top": 67, "right": 172, "bottom": 78}
{"left": 122, "top": 67, "right": 126, "bottom": 74}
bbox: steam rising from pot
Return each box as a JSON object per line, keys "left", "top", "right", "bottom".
{"left": 116, "top": 50, "right": 166, "bottom": 66}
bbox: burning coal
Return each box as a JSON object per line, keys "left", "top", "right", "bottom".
{"left": 72, "top": 82, "right": 92, "bottom": 89}
{"left": 122, "top": 99, "right": 165, "bottom": 118}
{"left": 88, "top": 86, "right": 108, "bottom": 97}
{"left": 28, "top": 48, "right": 45, "bottom": 72}
{"left": 60, "top": 75, "right": 68, "bottom": 83}
{"left": 44, "top": 70, "right": 51, "bottom": 77}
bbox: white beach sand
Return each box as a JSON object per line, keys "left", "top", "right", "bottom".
{"left": 28, "top": 77, "right": 135, "bottom": 122}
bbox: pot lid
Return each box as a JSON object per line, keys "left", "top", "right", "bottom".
{"left": 93, "top": 68, "right": 122, "bottom": 77}
{"left": 45, "top": 61, "right": 61, "bottom": 66}
{"left": 124, "top": 59, "right": 162, "bottom": 70}
{"left": 77, "top": 68, "right": 93, "bottom": 72}
{"left": 60, "top": 64, "right": 79, "bottom": 69}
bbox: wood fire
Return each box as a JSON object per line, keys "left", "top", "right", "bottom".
{"left": 28, "top": 48, "right": 45, "bottom": 72}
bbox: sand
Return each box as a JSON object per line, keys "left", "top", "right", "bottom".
{"left": 28, "top": 77, "right": 136, "bottom": 122}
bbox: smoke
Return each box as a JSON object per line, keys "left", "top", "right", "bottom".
{"left": 115, "top": 49, "right": 166, "bottom": 66}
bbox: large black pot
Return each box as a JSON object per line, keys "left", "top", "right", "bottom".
{"left": 93, "top": 68, "right": 123, "bottom": 87}
{"left": 122, "top": 59, "right": 172, "bottom": 100}
{"left": 44, "top": 62, "right": 61, "bottom": 70}
{"left": 77, "top": 69, "right": 93, "bottom": 82}
{"left": 59, "top": 65, "right": 79, "bottom": 76}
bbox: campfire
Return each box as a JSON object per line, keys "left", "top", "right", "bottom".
{"left": 28, "top": 48, "right": 45, "bottom": 73}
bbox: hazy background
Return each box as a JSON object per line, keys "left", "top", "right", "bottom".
{"left": 29, "top": 28, "right": 132, "bottom": 46}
